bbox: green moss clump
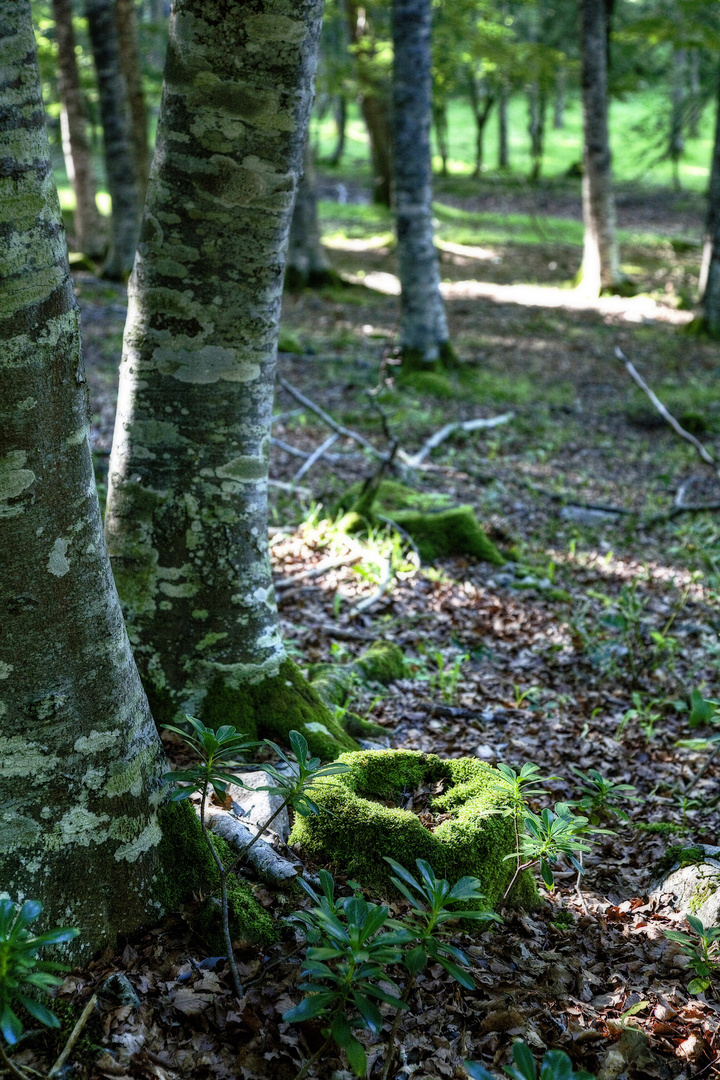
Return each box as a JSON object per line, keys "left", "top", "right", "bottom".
{"left": 290, "top": 749, "right": 539, "bottom": 911}
{"left": 401, "top": 370, "right": 458, "bottom": 398}
{"left": 658, "top": 844, "right": 707, "bottom": 873}
{"left": 337, "top": 480, "right": 504, "bottom": 566}
{"left": 155, "top": 800, "right": 276, "bottom": 946}
{"left": 200, "top": 658, "right": 359, "bottom": 760}
{"left": 354, "top": 641, "right": 405, "bottom": 683}
{"left": 635, "top": 821, "right": 679, "bottom": 836}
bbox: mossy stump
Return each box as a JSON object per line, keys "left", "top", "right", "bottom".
{"left": 337, "top": 480, "right": 504, "bottom": 565}
{"left": 290, "top": 749, "right": 540, "bottom": 910}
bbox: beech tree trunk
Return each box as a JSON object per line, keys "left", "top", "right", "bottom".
{"left": 527, "top": 81, "right": 546, "bottom": 181}
{"left": 104, "top": 0, "right": 332, "bottom": 740}
{"left": 346, "top": 0, "right": 393, "bottom": 206}
{"left": 0, "top": 0, "right": 167, "bottom": 955}
{"left": 579, "top": 0, "right": 621, "bottom": 295}
{"left": 85, "top": 0, "right": 141, "bottom": 279}
{"left": 698, "top": 66, "right": 720, "bottom": 338}
{"left": 392, "top": 0, "right": 450, "bottom": 367}
{"left": 498, "top": 85, "right": 509, "bottom": 169}
{"left": 115, "top": 0, "right": 151, "bottom": 196}
{"left": 328, "top": 94, "right": 347, "bottom": 166}
{"left": 286, "top": 145, "right": 337, "bottom": 289}
{"left": 553, "top": 68, "right": 566, "bottom": 129}
{"left": 669, "top": 47, "right": 687, "bottom": 192}
{"left": 432, "top": 99, "right": 449, "bottom": 176}
{"left": 469, "top": 73, "right": 495, "bottom": 178}
{"left": 52, "top": 0, "right": 106, "bottom": 259}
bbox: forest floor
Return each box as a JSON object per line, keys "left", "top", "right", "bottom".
{"left": 31, "top": 180, "right": 720, "bottom": 1080}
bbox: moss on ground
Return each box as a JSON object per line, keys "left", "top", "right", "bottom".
{"left": 337, "top": 480, "right": 504, "bottom": 565}
{"left": 658, "top": 844, "right": 708, "bottom": 873}
{"left": 155, "top": 800, "right": 276, "bottom": 946}
{"left": 290, "top": 749, "right": 539, "bottom": 910}
{"left": 310, "top": 640, "right": 405, "bottom": 706}
{"left": 199, "top": 658, "right": 360, "bottom": 760}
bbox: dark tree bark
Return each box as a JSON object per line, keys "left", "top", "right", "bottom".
{"left": 698, "top": 66, "right": 720, "bottom": 338}
{"left": 346, "top": 0, "right": 393, "bottom": 205}
{"left": 432, "top": 99, "right": 449, "bottom": 177}
{"left": 392, "top": 0, "right": 450, "bottom": 366}
{"left": 0, "top": 0, "right": 167, "bottom": 955}
{"left": 498, "top": 84, "right": 509, "bottom": 169}
{"left": 527, "top": 81, "right": 546, "bottom": 182}
{"left": 104, "top": 0, "right": 355, "bottom": 760}
{"left": 52, "top": 0, "right": 106, "bottom": 259}
{"left": 579, "top": 0, "right": 621, "bottom": 295}
{"left": 286, "top": 145, "right": 338, "bottom": 289}
{"left": 328, "top": 94, "right": 347, "bottom": 165}
{"left": 688, "top": 48, "right": 702, "bottom": 139}
{"left": 469, "top": 73, "right": 495, "bottom": 178}
{"left": 115, "top": 0, "right": 150, "bottom": 196}
{"left": 85, "top": 0, "right": 142, "bottom": 279}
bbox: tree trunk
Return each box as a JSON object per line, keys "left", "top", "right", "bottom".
{"left": 346, "top": 0, "right": 393, "bottom": 206}
{"left": 51, "top": 0, "right": 106, "bottom": 258}
{"left": 469, "top": 73, "right": 495, "bottom": 178}
{"left": 85, "top": 0, "right": 141, "bottom": 279}
{"left": 579, "top": 0, "right": 621, "bottom": 295}
{"left": 115, "top": 0, "right": 150, "bottom": 197}
{"left": 498, "top": 84, "right": 509, "bottom": 169}
{"left": 688, "top": 48, "right": 702, "bottom": 139}
{"left": 432, "top": 99, "right": 449, "bottom": 177}
{"left": 392, "top": 0, "right": 451, "bottom": 367}
{"left": 527, "top": 81, "right": 546, "bottom": 182}
{"left": 553, "top": 68, "right": 566, "bottom": 129}
{"left": 698, "top": 66, "right": 720, "bottom": 338}
{"left": 286, "top": 144, "right": 338, "bottom": 289}
{"left": 670, "top": 47, "right": 687, "bottom": 193}
{"left": 0, "top": 0, "right": 167, "bottom": 956}
{"left": 104, "top": 0, "right": 354, "bottom": 761}
{"left": 328, "top": 94, "right": 347, "bottom": 166}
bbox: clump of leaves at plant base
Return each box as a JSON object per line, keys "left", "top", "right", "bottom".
{"left": 571, "top": 767, "right": 640, "bottom": 824}
{"left": 664, "top": 914, "right": 720, "bottom": 997}
{"left": 466, "top": 1039, "right": 595, "bottom": 1079}
{"left": 0, "top": 899, "right": 79, "bottom": 1048}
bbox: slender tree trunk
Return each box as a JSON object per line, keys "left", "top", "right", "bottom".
{"left": 104, "top": 0, "right": 352, "bottom": 759}
{"left": 469, "top": 74, "right": 495, "bottom": 178}
{"left": 688, "top": 48, "right": 702, "bottom": 139}
{"left": 432, "top": 99, "right": 449, "bottom": 177}
{"left": 670, "top": 47, "right": 687, "bottom": 193}
{"left": 85, "top": 0, "right": 141, "bottom": 279}
{"left": 346, "top": 0, "right": 393, "bottom": 206}
{"left": 553, "top": 68, "right": 566, "bottom": 129}
{"left": 579, "top": 0, "right": 621, "bottom": 295}
{"left": 698, "top": 66, "right": 720, "bottom": 338}
{"left": 51, "top": 0, "right": 105, "bottom": 258}
{"left": 392, "top": 0, "right": 451, "bottom": 367}
{"left": 287, "top": 145, "right": 338, "bottom": 288}
{"left": 115, "top": 0, "right": 150, "bottom": 196}
{"left": 498, "top": 84, "right": 509, "bottom": 169}
{"left": 0, "top": 0, "right": 167, "bottom": 956}
{"left": 527, "top": 81, "right": 546, "bottom": 182}
{"left": 328, "top": 94, "right": 347, "bottom": 166}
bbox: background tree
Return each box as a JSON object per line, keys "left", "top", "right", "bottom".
{"left": 0, "top": 0, "right": 167, "bottom": 955}
{"left": 346, "top": 0, "right": 393, "bottom": 205}
{"left": 697, "top": 63, "right": 720, "bottom": 337}
{"left": 115, "top": 0, "right": 150, "bottom": 196}
{"left": 392, "top": 0, "right": 451, "bottom": 367}
{"left": 286, "top": 145, "right": 339, "bottom": 289}
{"left": 85, "top": 0, "right": 141, "bottom": 278}
{"left": 51, "top": 0, "right": 105, "bottom": 259}
{"left": 103, "top": 0, "right": 352, "bottom": 756}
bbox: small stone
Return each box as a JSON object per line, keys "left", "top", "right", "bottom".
{"left": 475, "top": 743, "right": 496, "bottom": 760}
{"left": 228, "top": 770, "right": 290, "bottom": 842}
{"left": 98, "top": 972, "right": 140, "bottom": 1009}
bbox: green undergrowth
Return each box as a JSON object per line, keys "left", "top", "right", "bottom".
{"left": 310, "top": 640, "right": 405, "bottom": 709}
{"left": 156, "top": 800, "right": 276, "bottom": 946}
{"left": 291, "top": 749, "right": 540, "bottom": 911}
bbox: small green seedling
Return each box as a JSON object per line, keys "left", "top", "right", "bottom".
{"left": 505, "top": 803, "right": 594, "bottom": 897}
{"left": 466, "top": 1040, "right": 595, "bottom": 1080}
{"left": 0, "top": 899, "right": 79, "bottom": 1079}
{"left": 571, "top": 767, "right": 640, "bottom": 824}
{"left": 664, "top": 914, "right": 720, "bottom": 996}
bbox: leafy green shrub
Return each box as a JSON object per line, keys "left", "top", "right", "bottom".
{"left": 664, "top": 914, "right": 720, "bottom": 996}
{"left": 466, "top": 1040, "right": 595, "bottom": 1079}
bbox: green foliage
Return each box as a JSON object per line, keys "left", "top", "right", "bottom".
{"left": 689, "top": 689, "right": 720, "bottom": 728}
{"left": 0, "top": 899, "right": 79, "bottom": 1046}
{"left": 257, "top": 730, "right": 352, "bottom": 818}
{"left": 426, "top": 650, "right": 469, "bottom": 703}
{"left": 664, "top": 915, "right": 720, "bottom": 997}
{"left": 384, "top": 858, "right": 501, "bottom": 987}
{"left": 162, "top": 716, "right": 257, "bottom": 803}
{"left": 466, "top": 1040, "right": 595, "bottom": 1080}
{"left": 571, "top": 768, "right": 640, "bottom": 825}
{"left": 285, "top": 870, "right": 406, "bottom": 1078}
{"left": 514, "top": 804, "right": 594, "bottom": 892}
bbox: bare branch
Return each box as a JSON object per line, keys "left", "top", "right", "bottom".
{"left": 293, "top": 433, "right": 339, "bottom": 483}
{"left": 400, "top": 413, "right": 514, "bottom": 468}
{"left": 279, "top": 377, "right": 388, "bottom": 461}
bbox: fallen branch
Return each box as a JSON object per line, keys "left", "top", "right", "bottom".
{"left": 279, "top": 377, "right": 388, "bottom": 462}
{"left": 293, "top": 433, "right": 339, "bottom": 483}
{"left": 616, "top": 346, "right": 718, "bottom": 473}
{"left": 48, "top": 994, "right": 98, "bottom": 1078}
{"left": 401, "top": 413, "right": 514, "bottom": 468}
{"left": 204, "top": 807, "right": 299, "bottom": 889}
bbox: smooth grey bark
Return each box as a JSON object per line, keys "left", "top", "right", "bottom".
{"left": 104, "top": 0, "right": 326, "bottom": 728}
{"left": 85, "top": 0, "right": 142, "bottom": 279}
{"left": 432, "top": 98, "right": 449, "bottom": 176}
{"left": 698, "top": 66, "right": 720, "bottom": 338}
{"left": 52, "top": 0, "right": 106, "bottom": 258}
{"left": 115, "top": 0, "right": 151, "bottom": 197}
{"left": 392, "top": 0, "right": 450, "bottom": 366}
{"left": 328, "top": 94, "right": 347, "bottom": 165}
{"left": 553, "top": 68, "right": 566, "bottom": 129}
{"left": 0, "top": 0, "right": 166, "bottom": 956}
{"left": 286, "top": 144, "right": 337, "bottom": 288}
{"left": 579, "top": 0, "right": 621, "bottom": 295}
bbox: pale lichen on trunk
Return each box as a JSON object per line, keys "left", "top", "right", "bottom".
{"left": 105, "top": 0, "right": 342, "bottom": 754}
{"left": 0, "top": 0, "right": 167, "bottom": 956}
{"left": 579, "top": 0, "right": 621, "bottom": 297}
{"left": 392, "top": 0, "right": 450, "bottom": 368}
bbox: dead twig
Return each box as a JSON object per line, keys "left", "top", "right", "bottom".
{"left": 400, "top": 413, "right": 514, "bottom": 469}
{"left": 292, "top": 433, "right": 339, "bottom": 484}
{"left": 48, "top": 993, "right": 98, "bottom": 1078}
{"left": 616, "top": 346, "right": 718, "bottom": 473}
{"left": 275, "top": 553, "right": 363, "bottom": 590}
{"left": 279, "top": 378, "right": 388, "bottom": 462}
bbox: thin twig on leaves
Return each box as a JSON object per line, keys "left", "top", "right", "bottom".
{"left": 400, "top": 413, "right": 514, "bottom": 468}
{"left": 292, "top": 433, "right": 339, "bottom": 483}
{"left": 48, "top": 993, "right": 98, "bottom": 1078}
{"left": 275, "top": 553, "right": 363, "bottom": 590}
{"left": 616, "top": 346, "right": 718, "bottom": 472}
{"left": 279, "top": 378, "right": 388, "bottom": 462}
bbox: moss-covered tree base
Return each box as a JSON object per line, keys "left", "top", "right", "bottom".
{"left": 309, "top": 640, "right": 405, "bottom": 707}
{"left": 337, "top": 480, "right": 504, "bottom": 565}
{"left": 199, "top": 658, "right": 361, "bottom": 760}
{"left": 290, "top": 749, "right": 540, "bottom": 911}
{"left": 284, "top": 265, "right": 345, "bottom": 291}
{"left": 399, "top": 340, "right": 459, "bottom": 372}
{"left": 155, "top": 800, "right": 277, "bottom": 946}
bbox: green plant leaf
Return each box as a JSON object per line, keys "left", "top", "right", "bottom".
{"left": 405, "top": 945, "right": 428, "bottom": 973}
{"left": 282, "top": 993, "right": 334, "bottom": 1023}
{"left": 687, "top": 977, "right": 712, "bottom": 994}
{"left": 511, "top": 1040, "right": 537, "bottom": 1080}
{"left": 465, "top": 1062, "right": 496, "bottom": 1080}
{"left": 344, "top": 1035, "right": 367, "bottom": 1077}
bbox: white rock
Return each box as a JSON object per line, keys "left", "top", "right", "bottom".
{"left": 228, "top": 770, "right": 290, "bottom": 842}
{"left": 649, "top": 845, "right": 720, "bottom": 925}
